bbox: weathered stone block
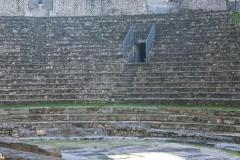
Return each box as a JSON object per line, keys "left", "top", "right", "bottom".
{"left": 6, "top": 108, "right": 29, "bottom": 115}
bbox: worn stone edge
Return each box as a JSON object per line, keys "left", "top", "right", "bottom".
{"left": 19, "top": 136, "right": 240, "bottom": 152}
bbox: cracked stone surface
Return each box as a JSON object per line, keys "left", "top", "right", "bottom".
{"left": 59, "top": 140, "right": 240, "bottom": 160}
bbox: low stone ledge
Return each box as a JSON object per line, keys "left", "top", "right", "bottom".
{"left": 0, "top": 137, "right": 61, "bottom": 158}
{"left": 0, "top": 147, "right": 62, "bottom": 160}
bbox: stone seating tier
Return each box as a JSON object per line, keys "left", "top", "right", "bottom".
{"left": 113, "top": 86, "right": 240, "bottom": 93}
{"left": 0, "top": 107, "right": 239, "bottom": 143}
{"left": 0, "top": 10, "right": 240, "bottom": 106}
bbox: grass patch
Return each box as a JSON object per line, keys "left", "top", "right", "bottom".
{"left": 231, "top": 12, "right": 240, "bottom": 23}
{"left": 173, "top": 142, "right": 240, "bottom": 157}
{"left": 222, "top": 149, "right": 240, "bottom": 156}
{"left": 1, "top": 102, "right": 240, "bottom": 110}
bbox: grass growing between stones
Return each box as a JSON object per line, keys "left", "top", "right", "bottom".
{"left": 1, "top": 102, "right": 240, "bottom": 110}
{"left": 187, "top": 143, "right": 240, "bottom": 157}
{"left": 231, "top": 12, "right": 240, "bottom": 23}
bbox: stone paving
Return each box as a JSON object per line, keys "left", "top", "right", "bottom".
{"left": 57, "top": 138, "right": 240, "bottom": 160}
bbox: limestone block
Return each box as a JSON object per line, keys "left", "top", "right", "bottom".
{"left": 98, "top": 107, "right": 113, "bottom": 114}
{"left": 168, "top": 115, "right": 177, "bottom": 121}
{"left": 29, "top": 108, "right": 50, "bottom": 114}
{"left": 8, "top": 115, "right": 29, "bottom": 121}
{"left": 30, "top": 122, "right": 53, "bottom": 128}
{"left": 36, "top": 129, "right": 46, "bottom": 136}
{"left": 49, "top": 108, "right": 66, "bottom": 114}
{"left": 91, "top": 114, "right": 104, "bottom": 121}
{"left": 223, "top": 119, "right": 235, "bottom": 125}
{"left": 235, "top": 126, "right": 240, "bottom": 132}
{"left": 43, "top": 114, "right": 69, "bottom": 121}
{"left": 0, "top": 110, "right": 8, "bottom": 116}
{"left": 68, "top": 114, "right": 92, "bottom": 121}
{"left": 102, "top": 114, "right": 137, "bottom": 121}
{"left": 6, "top": 108, "right": 29, "bottom": 115}
{"left": 66, "top": 107, "right": 99, "bottom": 114}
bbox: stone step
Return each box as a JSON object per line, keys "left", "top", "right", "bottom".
{"left": 136, "top": 71, "right": 240, "bottom": 77}
{"left": 0, "top": 51, "right": 123, "bottom": 57}
{"left": 0, "top": 54, "right": 123, "bottom": 61}
{"left": 133, "top": 76, "right": 240, "bottom": 82}
{"left": 153, "top": 35, "right": 239, "bottom": 42}
{"left": 0, "top": 76, "right": 133, "bottom": 81}
{"left": 0, "top": 76, "right": 133, "bottom": 82}
{"left": 121, "top": 98, "right": 240, "bottom": 106}
{"left": 148, "top": 53, "right": 240, "bottom": 60}
{"left": 0, "top": 81, "right": 239, "bottom": 93}
{"left": 7, "top": 114, "right": 238, "bottom": 125}
{"left": 137, "top": 63, "right": 240, "bottom": 68}
{"left": 0, "top": 88, "right": 113, "bottom": 94}
{"left": 0, "top": 62, "right": 122, "bottom": 67}
{"left": 0, "top": 99, "right": 109, "bottom": 106}
{"left": 116, "top": 84, "right": 133, "bottom": 87}
{"left": 143, "top": 121, "right": 240, "bottom": 133}
{"left": 0, "top": 75, "right": 126, "bottom": 81}
{"left": 0, "top": 66, "right": 123, "bottom": 73}
{"left": 0, "top": 59, "right": 123, "bottom": 65}
{"left": 0, "top": 82, "right": 238, "bottom": 90}
{"left": 13, "top": 120, "right": 240, "bottom": 134}
{"left": 110, "top": 94, "right": 126, "bottom": 98}
{"left": 112, "top": 92, "right": 240, "bottom": 99}
{"left": 132, "top": 81, "right": 240, "bottom": 87}
{"left": 0, "top": 82, "right": 118, "bottom": 89}
{"left": 0, "top": 72, "right": 123, "bottom": 78}
{"left": 2, "top": 107, "right": 239, "bottom": 116}
{"left": 124, "top": 61, "right": 240, "bottom": 67}
{"left": 155, "top": 28, "right": 238, "bottom": 34}
{"left": 149, "top": 50, "right": 239, "bottom": 57}
{"left": 144, "top": 129, "right": 240, "bottom": 143}
{"left": 148, "top": 55, "right": 240, "bottom": 62}
{"left": 0, "top": 93, "right": 111, "bottom": 100}
{"left": 123, "top": 87, "right": 240, "bottom": 93}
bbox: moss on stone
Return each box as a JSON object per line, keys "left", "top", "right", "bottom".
{"left": 231, "top": 12, "right": 240, "bottom": 23}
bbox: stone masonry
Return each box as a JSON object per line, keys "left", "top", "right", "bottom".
{"left": 0, "top": 107, "right": 239, "bottom": 143}
{"left": 173, "top": 0, "right": 227, "bottom": 11}
{"left": 0, "top": 10, "right": 240, "bottom": 106}
{"left": 0, "top": 0, "right": 230, "bottom": 16}
{"left": 0, "top": 0, "right": 147, "bottom": 16}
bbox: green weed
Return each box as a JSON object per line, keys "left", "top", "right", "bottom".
{"left": 231, "top": 12, "right": 240, "bottom": 23}
{"left": 1, "top": 102, "right": 240, "bottom": 110}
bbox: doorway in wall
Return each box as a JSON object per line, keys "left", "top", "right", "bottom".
{"left": 134, "top": 42, "right": 146, "bottom": 62}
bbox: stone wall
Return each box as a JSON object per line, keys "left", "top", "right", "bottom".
{"left": 1, "top": 107, "right": 240, "bottom": 143}
{"left": 0, "top": 0, "right": 230, "bottom": 16}
{"left": 174, "top": 0, "right": 227, "bottom": 11}
{"left": 53, "top": 0, "right": 147, "bottom": 16}
{"left": 0, "top": 0, "right": 147, "bottom": 16}
{"left": 0, "top": 124, "right": 19, "bottom": 138}
{"left": 0, "top": 0, "right": 27, "bottom": 16}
